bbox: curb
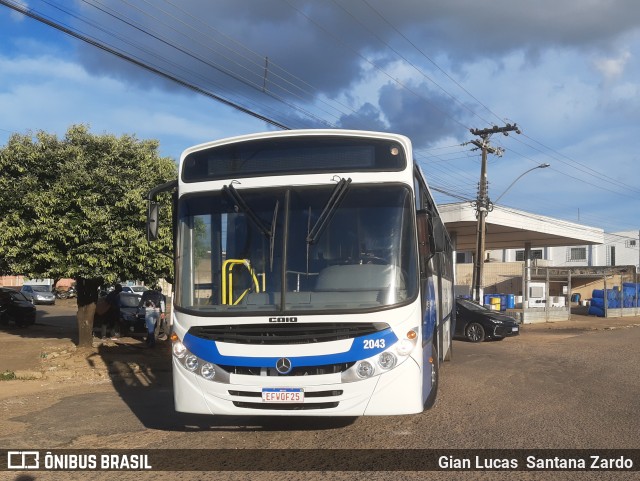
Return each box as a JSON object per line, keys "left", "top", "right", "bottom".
{"left": 11, "top": 370, "right": 44, "bottom": 380}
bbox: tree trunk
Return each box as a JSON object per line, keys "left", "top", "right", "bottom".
{"left": 77, "top": 303, "right": 96, "bottom": 347}
{"left": 75, "top": 277, "right": 102, "bottom": 347}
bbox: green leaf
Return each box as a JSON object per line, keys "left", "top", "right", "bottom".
{"left": 0, "top": 124, "right": 177, "bottom": 283}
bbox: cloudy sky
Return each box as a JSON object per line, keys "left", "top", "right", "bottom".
{"left": 1, "top": 0, "right": 639, "bottom": 237}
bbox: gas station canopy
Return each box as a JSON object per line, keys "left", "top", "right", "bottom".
{"left": 439, "top": 202, "right": 604, "bottom": 252}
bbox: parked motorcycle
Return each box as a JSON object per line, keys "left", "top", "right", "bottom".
{"left": 55, "top": 286, "right": 77, "bottom": 299}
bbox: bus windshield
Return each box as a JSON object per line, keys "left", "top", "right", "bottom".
{"left": 176, "top": 183, "right": 418, "bottom": 314}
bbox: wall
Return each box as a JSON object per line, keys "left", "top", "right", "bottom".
{"left": 0, "top": 275, "right": 24, "bottom": 287}
{"left": 456, "top": 262, "right": 524, "bottom": 296}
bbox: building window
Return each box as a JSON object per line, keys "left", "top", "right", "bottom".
{"left": 567, "top": 247, "right": 587, "bottom": 262}
{"left": 456, "top": 252, "right": 467, "bottom": 264}
{"left": 516, "top": 249, "right": 543, "bottom": 261}
{"left": 607, "top": 246, "right": 616, "bottom": 266}
{"left": 626, "top": 239, "right": 637, "bottom": 248}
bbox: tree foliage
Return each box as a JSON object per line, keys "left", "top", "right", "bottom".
{"left": 0, "top": 125, "right": 176, "bottom": 285}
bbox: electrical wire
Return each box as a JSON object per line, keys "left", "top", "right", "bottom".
{"left": 1, "top": 0, "right": 637, "bottom": 234}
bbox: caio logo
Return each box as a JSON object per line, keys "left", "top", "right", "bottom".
{"left": 268, "top": 317, "right": 298, "bottom": 323}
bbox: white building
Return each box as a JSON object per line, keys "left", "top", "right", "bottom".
{"left": 482, "top": 230, "right": 639, "bottom": 270}
{"left": 440, "top": 203, "right": 601, "bottom": 321}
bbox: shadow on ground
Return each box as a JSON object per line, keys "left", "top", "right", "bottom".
{"left": 2, "top": 302, "right": 351, "bottom": 432}
{"left": 98, "top": 340, "right": 356, "bottom": 432}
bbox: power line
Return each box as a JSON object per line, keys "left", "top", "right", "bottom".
{"left": 330, "top": 0, "right": 495, "bottom": 128}
{"left": 49, "top": 0, "right": 336, "bottom": 128}
{"left": 359, "top": 0, "right": 506, "bottom": 126}
{"left": 281, "top": 0, "right": 472, "bottom": 132}
{"left": 3, "top": 0, "right": 638, "bottom": 223}
{"left": 0, "top": 0, "right": 290, "bottom": 130}
{"left": 156, "top": 0, "right": 362, "bottom": 120}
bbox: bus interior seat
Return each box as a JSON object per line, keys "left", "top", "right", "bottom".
{"left": 315, "top": 264, "right": 403, "bottom": 291}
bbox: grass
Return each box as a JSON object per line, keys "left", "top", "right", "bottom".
{"left": 0, "top": 371, "right": 16, "bottom": 381}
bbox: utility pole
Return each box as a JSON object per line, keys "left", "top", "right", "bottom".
{"left": 470, "top": 123, "right": 521, "bottom": 302}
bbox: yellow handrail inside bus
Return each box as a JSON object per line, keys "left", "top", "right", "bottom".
{"left": 222, "top": 259, "right": 262, "bottom": 305}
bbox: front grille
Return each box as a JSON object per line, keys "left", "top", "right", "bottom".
{"left": 220, "top": 362, "right": 355, "bottom": 376}
{"left": 494, "top": 326, "right": 508, "bottom": 337}
{"left": 188, "top": 322, "right": 390, "bottom": 345}
{"left": 233, "top": 401, "right": 339, "bottom": 410}
{"left": 229, "top": 390, "right": 343, "bottom": 398}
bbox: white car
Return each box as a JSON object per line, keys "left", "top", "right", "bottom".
{"left": 121, "top": 285, "right": 149, "bottom": 297}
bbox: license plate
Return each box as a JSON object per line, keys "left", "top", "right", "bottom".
{"left": 262, "top": 388, "right": 304, "bottom": 403}
{"left": 512, "top": 327, "right": 519, "bottom": 332}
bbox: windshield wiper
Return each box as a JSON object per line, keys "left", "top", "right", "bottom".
{"left": 306, "top": 177, "right": 352, "bottom": 245}
{"left": 223, "top": 184, "right": 279, "bottom": 269}
{"left": 223, "top": 184, "right": 271, "bottom": 237}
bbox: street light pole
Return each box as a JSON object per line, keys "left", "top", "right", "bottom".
{"left": 494, "top": 163, "right": 550, "bottom": 204}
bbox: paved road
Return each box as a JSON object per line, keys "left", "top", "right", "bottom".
{"left": 1, "top": 306, "right": 639, "bottom": 480}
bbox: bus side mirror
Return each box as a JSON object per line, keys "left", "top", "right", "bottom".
{"left": 147, "top": 201, "right": 160, "bottom": 242}
{"left": 432, "top": 217, "right": 447, "bottom": 254}
{"left": 417, "top": 210, "right": 447, "bottom": 276}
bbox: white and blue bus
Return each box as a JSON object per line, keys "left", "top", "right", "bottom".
{"left": 148, "top": 129, "right": 454, "bottom": 416}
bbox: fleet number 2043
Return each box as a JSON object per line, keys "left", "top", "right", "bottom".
{"left": 363, "top": 339, "right": 386, "bottom": 349}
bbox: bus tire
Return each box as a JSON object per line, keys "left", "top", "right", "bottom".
{"left": 424, "top": 337, "right": 439, "bottom": 410}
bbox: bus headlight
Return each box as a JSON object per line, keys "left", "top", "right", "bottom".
{"left": 377, "top": 351, "right": 397, "bottom": 370}
{"left": 185, "top": 354, "right": 199, "bottom": 371}
{"left": 201, "top": 363, "right": 216, "bottom": 380}
{"left": 356, "top": 361, "right": 375, "bottom": 379}
{"left": 172, "top": 341, "right": 187, "bottom": 359}
{"left": 170, "top": 336, "right": 230, "bottom": 383}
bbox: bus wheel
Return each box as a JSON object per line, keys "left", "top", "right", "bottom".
{"left": 424, "top": 338, "right": 439, "bottom": 410}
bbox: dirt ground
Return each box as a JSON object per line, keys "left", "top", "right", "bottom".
{"left": 2, "top": 301, "right": 639, "bottom": 401}
{"left": 0, "top": 299, "right": 171, "bottom": 400}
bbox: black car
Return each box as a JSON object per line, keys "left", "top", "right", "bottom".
{"left": 117, "top": 292, "right": 146, "bottom": 334}
{"left": 94, "top": 292, "right": 146, "bottom": 335}
{"left": 0, "top": 287, "right": 37, "bottom": 327}
{"left": 455, "top": 298, "right": 520, "bottom": 342}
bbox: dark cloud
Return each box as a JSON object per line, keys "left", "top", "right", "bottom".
{"left": 338, "top": 102, "right": 387, "bottom": 131}
{"left": 375, "top": 0, "right": 640, "bottom": 58}
{"left": 62, "top": 0, "right": 640, "bottom": 142}
{"left": 376, "top": 82, "right": 469, "bottom": 147}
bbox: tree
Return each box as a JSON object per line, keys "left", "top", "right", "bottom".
{"left": 0, "top": 125, "right": 176, "bottom": 346}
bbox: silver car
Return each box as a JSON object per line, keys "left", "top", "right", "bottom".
{"left": 20, "top": 285, "right": 56, "bottom": 305}
{"left": 121, "top": 285, "right": 149, "bottom": 297}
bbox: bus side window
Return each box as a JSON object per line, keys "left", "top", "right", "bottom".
{"left": 416, "top": 210, "right": 433, "bottom": 277}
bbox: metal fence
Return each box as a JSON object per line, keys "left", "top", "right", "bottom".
{"left": 455, "top": 263, "right": 639, "bottom": 322}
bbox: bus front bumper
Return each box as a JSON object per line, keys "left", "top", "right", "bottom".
{"left": 172, "top": 355, "right": 424, "bottom": 416}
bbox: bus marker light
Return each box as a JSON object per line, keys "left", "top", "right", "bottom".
{"left": 396, "top": 339, "right": 414, "bottom": 356}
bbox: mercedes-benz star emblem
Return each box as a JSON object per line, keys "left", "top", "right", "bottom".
{"left": 275, "top": 357, "right": 292, "bottom": 374}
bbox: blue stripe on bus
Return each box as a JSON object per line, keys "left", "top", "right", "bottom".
{"left": 182, "top": 329, "right": 399, "bottom": 368}
{"left": 422, "top": 276, "right": 436, "bottom": 342}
